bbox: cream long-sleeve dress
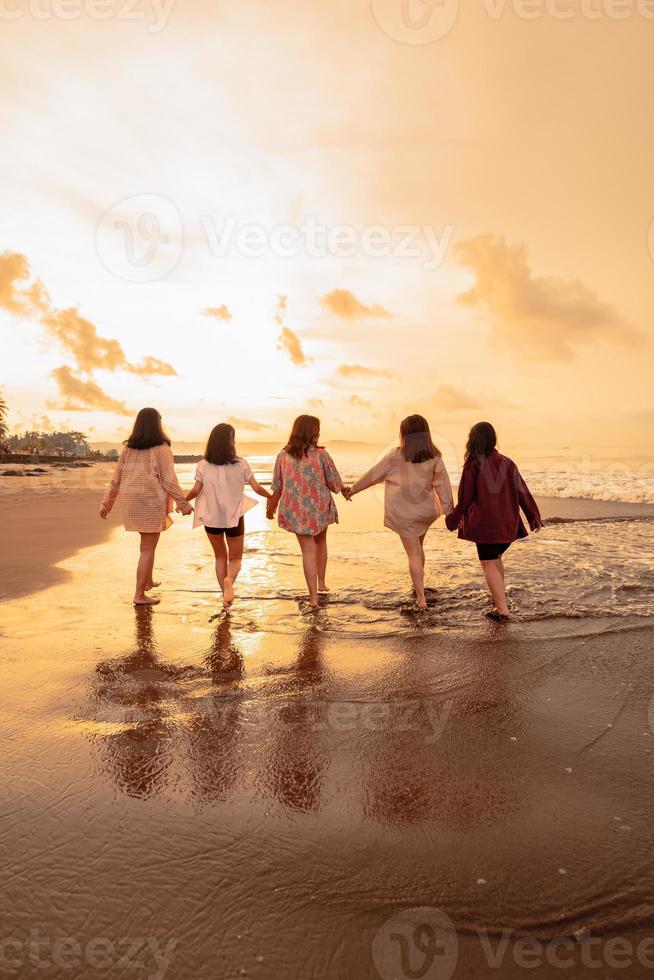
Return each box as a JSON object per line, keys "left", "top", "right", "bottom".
{"left": 352, "top": 448, "right": 454, "bottom": 538}
{"left": 102, "top": 443, "right": 188, "bottom": 532}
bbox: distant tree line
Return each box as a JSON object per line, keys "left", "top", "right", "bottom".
{"left": 0, "top": 391, "right": 117, "bottom": 459}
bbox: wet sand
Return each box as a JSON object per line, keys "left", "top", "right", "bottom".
{"left": 2, "top": 480, "right": 654, "bottom": 978}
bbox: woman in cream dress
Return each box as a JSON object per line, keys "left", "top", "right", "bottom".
{"left": 100, "top": 407, "right": 192, "bottom": 605}
{"left": 345, "top": 415, "right": 453, "bottom": 609}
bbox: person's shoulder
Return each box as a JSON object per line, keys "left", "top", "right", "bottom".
{"left": 237, "top": 456, "right": 251, "bottom": 469}
{"left": 154, "top": 441, "right": 173, "bottom": 454}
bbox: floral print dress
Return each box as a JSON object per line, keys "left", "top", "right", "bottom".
{"left": 271, "top": 447, "right": 343, "bottom": 536}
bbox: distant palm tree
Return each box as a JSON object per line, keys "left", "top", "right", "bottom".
{"left": 0, "top": 389, "right": 7, "bottom": 441}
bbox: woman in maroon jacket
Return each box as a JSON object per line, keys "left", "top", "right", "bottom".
{"left": 446, "top": 422, "right": 543, "bottom": 621}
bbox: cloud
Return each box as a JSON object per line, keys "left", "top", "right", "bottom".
{"left": 308, "top": 398, "right": 324, "bottom": 408}
{"left": 336, "top": 363, "right": 392, "bottom": 378}
{"left": 49, "top": 366, "right": 131, "bottom": 415}
{"left": 1, "top": 251, "right": 177, "bottom": 382}
{"left": 41, "top": 308, "right": 177, "bottom": 377}
{"left": 126, "top": 356, "right": 177, "bottom": 377}
{"left": 320, "top": 289, "right": 392, "bottom": 320}
{"left": 0, "top": 250, "right": 49, "bottom": 316}
{"left": 349, "top": 394, "right": 373, "bottom": 408}
{"left": 273, "top": 295, "right": 309, "bottom": 366}
{"left": 277, "top": 326, "right": 308, "bottom": 366}
{"left": 226, "top": 416, "right": 273, "bottom": 432}
{"left": 203, "top": 305, "right": 232, "bottom": 322}
{"left": 433, "top": 384, "right": 482, "bottom": 411}
{"left": 454, "top": 234, "right": 635, "bottom": 360}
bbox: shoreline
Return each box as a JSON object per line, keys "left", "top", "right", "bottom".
{"left": 1, "top": 485, "right": 654, "bottom": 604}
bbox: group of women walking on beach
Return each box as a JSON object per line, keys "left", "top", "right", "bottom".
{"left": 100, "top": 408, "right": 543, "bottom": 622}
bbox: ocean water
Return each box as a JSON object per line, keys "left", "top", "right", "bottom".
{"left": 167, "top": 453, "right": 654, "bottom": 637}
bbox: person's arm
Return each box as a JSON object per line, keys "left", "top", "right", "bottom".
{"left": 515, "top": 466, "right": 543, "bottom": 531}
{"left": 156, "top": 445, "right": 192, "bottom": 515}
{"left": 186, "top": 480, "right": 202, "bottom": 502}
{"left": 445, "top": 462, "right": 476, "bottom": 531}
{"left": 249, "top": 475, "right": 271, "bottom": 498}
{"left": 320, "top": 450, "right": 343, "bottom": 493}
{"left": 433, "top": 456, "right": 454, "bottom": 515}
{"left": 266, "top": 453, "right": 283, "bottom": 519}
{"left": 350, "top": 453, "right": 392, "bottom": 496}
{"left": 241, "top": 457, "right": 271, "bottom": 498}
{"left": 100, "top": 449, "right": 126, "bottom": 518}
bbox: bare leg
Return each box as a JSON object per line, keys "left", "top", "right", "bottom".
{"left": 296, "top": 533, "right": 319, "bottom": 607}
{"left": 480, "top": 559, "right": 510, "bottom": 617}
{"left": 315, "top": 528, "right": 329, "bottom": 592}
{"left": 223, "top": 534, "right": 244, "bottom": 606}
{"left": 400, "top": 535, "right": 427, "bottom": 609}
{"left": 134, "top": 532, "right": 161, "bottom": 605}
{"left": 419, "top": 532, "right": 426, "bottom": 569}
{"left": 206, "top": 532, "right": 228, "bottom": 598}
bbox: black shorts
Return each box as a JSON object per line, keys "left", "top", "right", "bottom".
{"left": 476, "top": 542, "right": 511, "bottom": 561}
{"left": 204, "top": 517, "right": 244, "bottom": 538}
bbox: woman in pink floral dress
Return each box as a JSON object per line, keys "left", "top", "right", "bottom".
{"left": 266, "top": 415, "right": 344, "bottom": 608}
{"left": 100, "top": 407, "right": 192, "bottom": 606}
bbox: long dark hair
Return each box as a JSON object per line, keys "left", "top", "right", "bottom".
{"left": 400, "top": 414, "right": 440, "bottom": 463}
{"left": 465, "top": 421, "right": 497, "bottom": 461}
{"left": 285, "top": 415, "right": 321, "bottom": 459}
{"left": 124, "top": 407, "right": 170, "bottom": 450}
{"left": 205, "top": 423, "right": 238, "bottom": 465}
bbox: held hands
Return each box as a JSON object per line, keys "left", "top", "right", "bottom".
{"left": 341, "top": 486, "right": 354, "bottom": 502}
{"left": 99, "top": 505, "right": 109, "bottom": 520}
{"left": 176, "top": 501, "right": 193, "bottom": 515}
{"left": 266, "top": 501, "right": 277, "bottom": 520}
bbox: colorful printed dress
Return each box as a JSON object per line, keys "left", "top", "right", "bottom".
{"left": 102, "top": 443, "right": 188, "bottom": 532}
{"left": 271, "top": 447, "right": 343, "bottom": 536}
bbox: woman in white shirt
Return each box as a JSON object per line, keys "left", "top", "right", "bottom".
{"left": 185, "top": 423, "right": 270, "bottom": 607}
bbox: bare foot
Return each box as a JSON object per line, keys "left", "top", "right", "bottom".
{"left": 133, "top": 595, "right": 160, "bottom": 606}
{"left": 416, "top": 596, "right": 428, "bottom": 610}
{"left": 223, "top": 575, "right": 235, "bottom": 606}
{"left": 317, "top": 584, "right": 330, "bottom": 593}
{"left": 145, "top": 580, "right": 161, "bottom": 590}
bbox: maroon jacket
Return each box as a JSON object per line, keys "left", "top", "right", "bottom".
{"left": 445, "top": 450, "right": 542, "bottom": 544}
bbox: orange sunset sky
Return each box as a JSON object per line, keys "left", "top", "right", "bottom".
{"left": 1, "top": 0, "right": 653, "bottom": 452}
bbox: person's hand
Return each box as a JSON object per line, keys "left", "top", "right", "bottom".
{"left": 531, "top": 518, "right": 544, "bottom": 532}
{"left": 341, "top": 486, "right": 353, "bottom": 501}
{"left": 99, "top": 505, "right": 109, "bottom": 520}
{"left": 266, "top": 503, "right": 276, "bottom": 520}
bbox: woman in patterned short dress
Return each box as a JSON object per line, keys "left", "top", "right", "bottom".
{"left": 266, "top": 415, "right": 344, "bottom": 608}
{"left": 100, "top": 407, "right": 192, "bottom": 606}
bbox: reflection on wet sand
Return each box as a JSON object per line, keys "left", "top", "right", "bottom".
{"left": 359, "top": 640, "right": 526, "bottom": 830}
{"left": 92, "top": 607, "right": 179, "bottom": 799}
{"left": 186, "top": 615, "right": 245, "bottom": 804}
{"left": 89, "top": 608, "right": 529, "bottom": 832}
{"left": 256, "top": 623, "right": 328, "bottom": 813}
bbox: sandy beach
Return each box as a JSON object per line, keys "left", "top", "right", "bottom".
{"left": 1, "top": 467, "right": 654, "bottom": 978}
